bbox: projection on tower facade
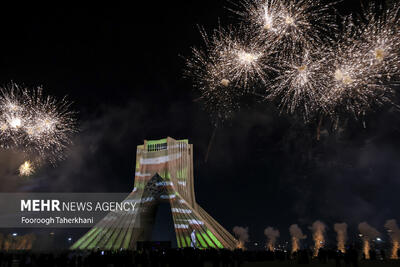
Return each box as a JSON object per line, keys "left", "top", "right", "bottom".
{"left": 71, "top": 137, "right": 238, "bottom": 250}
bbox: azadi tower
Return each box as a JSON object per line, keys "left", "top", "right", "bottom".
{"left": 71, "top": 137, "right": 238, "bottom": 250}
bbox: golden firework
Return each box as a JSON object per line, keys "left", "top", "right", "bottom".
{"left": 0, "top": 83, "right": 76, "bottom": 163}
{"left": 19, "top": 161, "right": 34, "bottom": 176}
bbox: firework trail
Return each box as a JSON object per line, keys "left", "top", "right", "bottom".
{"left": 384, "top": 219, "right": 400, "bottom": 259}
{"left": 0, "top": 83, "right": 77, "bottom": 168}
{"left": 204, "top": 125, "right": 217, "bottom": 163}
{"left": 334, "top": 222, "right": 347, "bottom": 253}
{"left": 358, "top": 222, "right": 380, "bottom": 260}
{"left": 310, "top": 220, "right": 326, "bottom": 257}
{"left": 289, "top": 224, "right": 306, "bottom": 253}
{"left": 264, "top": 226, "right": 279, "bottom": 251}
{"left": 233, "top": 226, "right": 249, "bottom": 249}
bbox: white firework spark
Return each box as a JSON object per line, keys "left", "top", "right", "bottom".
{"left": 322, "top": 3, "right": 400, "bottom": 119}
{"left": 0, "top": 83, "right": 77, "bottom": 164}
{"left": 19, "top": 160, "right": 34, "bottom": 176}
{"left": 0, "top": 87, "right": 28, "bottom": 147}
{"left": 323, "top": 41, "right": 375, "bottom": 118}
{"left": 186, "top": 27, "right": 274, "bottom": 121}
{"left": 262, "top": 2, "right": 400, "bottom": 122}
{"left": 271, "top": 49, "right": 330, "bottom": 121}
{"left": 358, "top": 3, "right": 400, "bottom": 82}
{"left": 232, "top": 0, "right": 338, "bottom": 58}
{"left": 186, "top": 1, "right": 400, "bottom": 127}
{"left": 22, "top": 88, "right": 77, "bottom": 163}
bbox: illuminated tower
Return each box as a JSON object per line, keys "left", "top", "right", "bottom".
{"left": 71, "top": 137, "right": 238, "bottom": 250}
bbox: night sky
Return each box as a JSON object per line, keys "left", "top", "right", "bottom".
{"left": 0, "top": 1, "right": 399, "bottom": 246}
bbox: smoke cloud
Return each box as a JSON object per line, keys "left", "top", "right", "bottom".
{"left": 233, "top": 226, "right": 249, "bottom": 249}
{"left": 1, "top": 233, "right": 36, "bottom": 251}
{"left": 358, "top": 222, "right": 380, "bottom": 259}
{"left": 384, "top": 219, "right": 400, "bottom": 259}
{"left": 334, "top": 222, "right": 347, "bottom": 253}
{"left": 264, "top": 226, "right": 280, "bottom": 251}
{"left": 289, "top": 224, "right": 307, "bottom": 253}
{"left": 310, "top": 220, "right": 326, "bottom": 257}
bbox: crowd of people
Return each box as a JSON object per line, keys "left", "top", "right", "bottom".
{"left": 0, "top": 246, "right": 398, "bottom": 267}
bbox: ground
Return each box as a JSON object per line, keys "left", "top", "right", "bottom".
{"left": 203, "top": 261, "right": 400, "bottom": 266}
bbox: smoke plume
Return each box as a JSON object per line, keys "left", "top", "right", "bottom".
{"left": 334, "top": 222, "right": 347, "bottom": 253}
{"left": 358, "top": 222, "right": 380, "bottom": 259}
{"left": 310, "top": 220, "right": 326, "bottom": 257}
{"left": 384, "top": 219, "right": 400, "bottom": 259}
{"left": 289, "top": 224, "right": 306, "bottom": 253}
{"left": 1, "top": 233, "right": 36, "bottom": 251}
{"left": 264, "top": 226, "right": 280, "bottom": 251}
{"left": 233, "top": 226, "right": 249, "bottom": 249}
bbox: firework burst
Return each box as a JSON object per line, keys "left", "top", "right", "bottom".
{"left": 271, "top": 49, "right": 330, "bottom": 121}
{"left": 185, "top": 27, "right": 274, "bottom": 121}
{"left": 22, "top": 88, "right": 77, "bottom": 163}
{"left": 322, "top": 40, "right": 377, "bottom": 118}
{"left": 232, "top": 0, "right": 338, "bottom": 58}
{"left": 19, "top": 160, "right": 34, "bottom": 176}
{"left": 321, "top": 2, "right": 400, "bottom": 120}
{"left": 186, "top": 0, "right": 400, "bottom": 129}
{"left": 0, "top": 88, "right": 27, "bottom": 147}
{"left": 0, "top": 83, "right": 77, "bottom": 164}
{"left": 359, "top": 2, "right": 400, "bottom": 80}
